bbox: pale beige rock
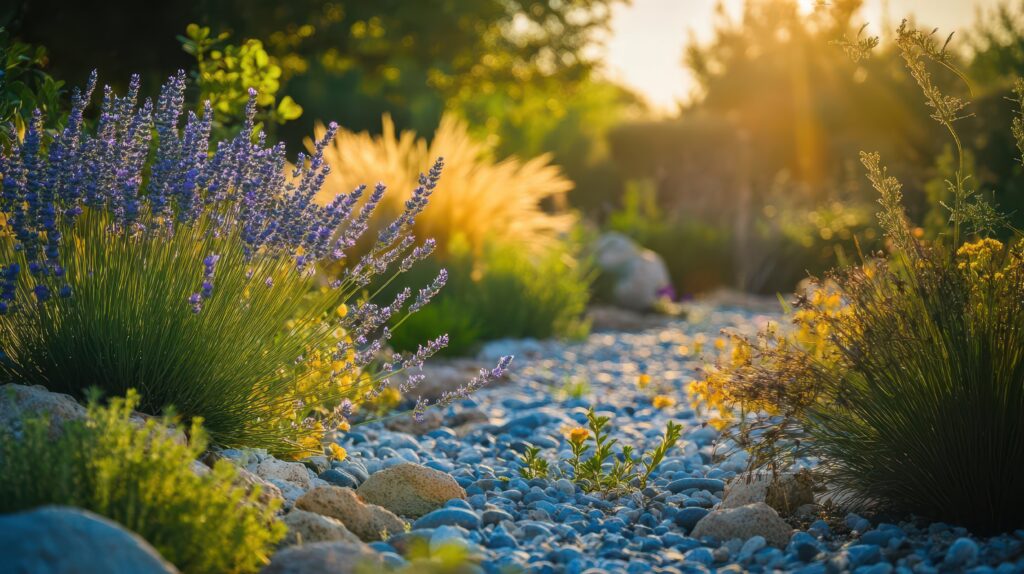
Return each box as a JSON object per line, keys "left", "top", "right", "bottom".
{"left": 295, "top": 486, "right": 406, "bottom": 542}
{"left": 594, "top": 232, "right": 671, "bottom": 311}
{"left": 254, "top": 458, "right": 312, "bottom": 490}
{"left": 691, "top": 502, "right": 793, "bottom": 548}
{"left": 0, "top": 384, "right": 86, "bottom": 437}
{"left": 280, "top": 509, "right": 361, "bottom": 547}
{"left": 261, "top": 541, "right": 382, "bottom": 574}
{"left": 386, "top": 408, "right": 444, "bottom": 434}
{"left": 721, "top": 472, "right": 815, "bottom": 516}
{"left": 357, "top": 462, "right": 466, "bottom": 517}
{"left": 396, "top": 359, "right": 491, "bottom": 402}
{"left": 235, "top": 467, "right": 286, "bottom": 508}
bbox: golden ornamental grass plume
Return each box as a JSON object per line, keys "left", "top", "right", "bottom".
{"left": 309, "top": 114, "right": 575, "bottom": 256}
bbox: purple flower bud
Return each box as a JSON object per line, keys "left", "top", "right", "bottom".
{"left": 33, "top": 284, "right": 50, "bottom": 302}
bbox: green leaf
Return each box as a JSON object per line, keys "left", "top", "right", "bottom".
{"left": 276, "top": 96, "right": 303, "bottom": 121}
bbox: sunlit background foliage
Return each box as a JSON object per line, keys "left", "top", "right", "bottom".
{"left": 9, "top": 0, "right": 1024, "bottom": 303}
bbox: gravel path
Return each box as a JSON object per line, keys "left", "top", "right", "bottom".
{"left": 331, "top": 303, "right": 1024, "bottom": 573}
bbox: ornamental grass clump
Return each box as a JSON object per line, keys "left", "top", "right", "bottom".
{"left": 693, "top": 22, "right": 1024, "bottom": 534}
{"left": 312, "top": 114, "right": 575, "bottom": 258}
{"left": 0, "top": 390, "right": 285, "bottom": 573}
{"left": 0, "top": 72, "right": 511, "bottom": 457}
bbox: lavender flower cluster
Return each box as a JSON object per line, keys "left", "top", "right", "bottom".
{"left": 0, "top": 71, "right": 512, "bottom": 417}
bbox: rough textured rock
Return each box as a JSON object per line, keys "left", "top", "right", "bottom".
{"left": 396, "top": 359, "right": 494, "bottom": 402}
{"left": 280, "top": 509, "right": 361, "bottom": 547}
{"left": 594, "top": 232, "right": 671, "bottom": 311}
{"left": 721, "top": 472, "right": 815, "bottom": 515}
{"left": 254, "top": 458, "right": 312, "bottom": 490}
{"left": 357, "top": 462, "right": 466, "bottom": 518}
{"left": 690, "top": 502, "right": 793, "bottom": 548}
{"left": 0, "top": 384, "right": 87, "bottom": 437}
{"left": 295, "top": 486, "right": 406, "bottom": 541}
{"left": 267, "top": 479, "right": 306, "bottom": 509}
{"left": 260, "top": 541, "right": 382, "bottom": 574}
{"left": 0, "top": 506, "right": 178, "bottom": 574}
{"left": 385, "top": 408, "right": 444, "bottom": 434}
{"left": 235, "top": 467, "right": 286, "bottom": 508}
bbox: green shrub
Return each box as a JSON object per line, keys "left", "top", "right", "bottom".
{"left": 179, "top": 23, "right": 302, "bottom": 137}
{"left": 701, "top": 22, "right": 1024, "bottom": 534}
{"left": 0, "top": 390, "right": 285, "bottom": 573}
{"left": 606, "top": 180, "right": 733, "bottom": 295}
{"left": 0, "top": 29, "right": 66, "bottom": 148}
{"left": 386, "top": 237, "right": 592, "bottom": 357}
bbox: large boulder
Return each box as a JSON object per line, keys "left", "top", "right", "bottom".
{"left": 295, "top": 486, "right": 406, "bottom": 541}
{"left": 357, "top": 462, "right": 466, "bottom": 518}
{"left": 0, "top": 506, "right": 178, "bottom": 573}
{"left": 0, "top": 384, "right": 87, "bottom": 438}
{"left": 690, "top": 502, "right": 793, "bottom": 548}
{"left": 721, "top": 472, "right": 815, "bottom": 515}
{"left": 261, "top": 541, "right": 382, "bottom": 574}
{"left": 280, "top": 509, "right": 361, "bottom": 547}
{"left": 594, "top": 232, "right": 671, "bottom": 311}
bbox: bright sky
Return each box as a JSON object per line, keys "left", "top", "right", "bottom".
{"left": 604, "top": 0, "right": 1003, "bottom": 112}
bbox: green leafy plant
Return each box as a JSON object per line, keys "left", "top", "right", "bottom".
{"left": 637, "top": 420, "right": 683, "bottom": 490}
{"left": 180, "top": 23, "right": 302, "bottom": 137}
{"left": 564, "top": 408, "right": 682, "bottom": 493}
{"left": 0, "top": 29, "right": 66, "bottom": 148}
{"left": 701, "top": 21, "right": 1024, "bottom": 535}
{"left": 557, "top": 376, "right": 591, "bottom": 400}
{"left": 385, "top": 237, "right": 591, "bottom": 356}
{"left": 0, "top": 390, "right": 285, "bottom": 573}
{"left": 517, "top": 445, "right": 551, "bottom": 480}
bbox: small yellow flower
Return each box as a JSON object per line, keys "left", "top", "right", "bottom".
{"left": 637, "top": 374, "right": 651, "bottom": 389}
{"left": 336, "top": 304, "right": 348, "bottom": 318}
{"left": 714, "top": 337, "right": 727, "bottom": 351}
{"left": 652, "top": 395, "right": 676, "bottom": 409}
{"left": 337, "top": 419, "right": 351, "bottom": 432}
{"left": 328, "top": 443, "right": 347, "bottom": 462}
{"left": 565, "top": 426, "right": 590, "bottom": 445}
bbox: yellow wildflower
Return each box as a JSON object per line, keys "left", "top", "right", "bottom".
{"left": 637, "top": 374, "right": 651, "bottom": 389}
{"left": 337, "top": 419, "right": 351, "bottom": 432}
{"left": 652, "top": 395, "right": 676, "bottom": 409}
{"left": 336, "top": 304, "right": 348, "bottom": 318}
{"left": 328, "top": 443, "right": 347, "bottom": 462}
{"left": 565, "top": 426, "right": 589, "bottom": 445}
{"left": 714, "top": 337, "right": 727, "bottom": 351}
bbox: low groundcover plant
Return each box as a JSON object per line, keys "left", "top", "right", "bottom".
{"left": 0, "top": 390, "right": 285, "bottom": 573}
{"left": 518, "top": 407, "right": 682, "bottom": 494}
{"left": 0, "top": 71, "right": 511, "bottom": 457}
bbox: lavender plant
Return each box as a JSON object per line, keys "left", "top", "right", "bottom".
{"left": 0, "top": 71, "right": 511, "bottom": 458}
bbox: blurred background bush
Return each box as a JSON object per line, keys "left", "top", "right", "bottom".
{"left": 4, "top": 0, "right": 1024, "bottom": 348}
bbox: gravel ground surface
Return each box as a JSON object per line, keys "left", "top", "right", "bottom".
{"left": 312, "top": 302, "right": 1024, "bottom": 573}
